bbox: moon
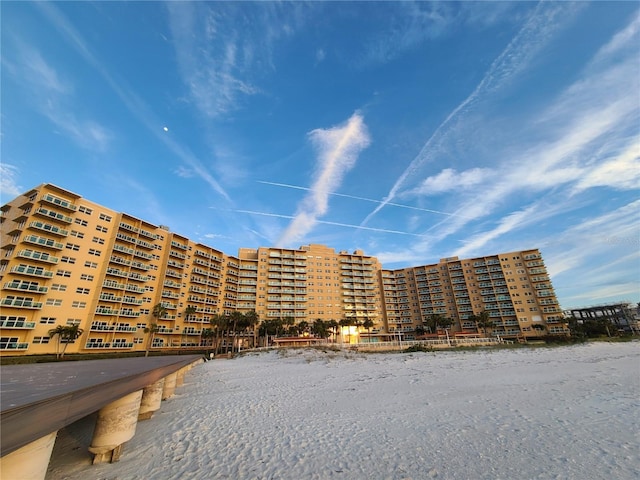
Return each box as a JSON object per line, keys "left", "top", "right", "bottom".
{"left": 163, "top": 127, "right": 169, "bottom": 132}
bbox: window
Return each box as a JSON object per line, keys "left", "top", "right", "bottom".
{"left": 92, "top": 236, "right": 105, "bottom": 245}
{"left": 46, "top": 299, "right": 63, "bottom": 306}
{"left": 88, "top": 249, "right": 101, "bottom": 256}
{"left": 66, "top": 319, "right": 81, "bottom": 326}
{"left": 56, "top": 270, "right": 71, "bottom": 278}
{"left": 60, "top": 256, "right": 76, "bottom": 264}
{"left": 0, "top": 337, "right": 20, "bottom": 349}
{"left": 80, "top": 273, "right": 94, "bottom": 281}
{"left": 76, "top": 287, "right": 90, "bottom": 294}
{"left": 65, "top": 243, "right": 80, "bottom": 251}
{"left": 99, "top": 213, "right": 112, "bottom": 222}
{"left": 96, "top": 225, "right": 108, "bottom": 233}
{"left": 74, "top": 218, "right": 88, "bottom": 226}
{"left": 84, "top": 261, "right": 98, "bottom": 269}
{"left": 50, "top": 284, "right": 67, "bottom": 291}
{"left": 71, "top": 301, "right": 86, "bottom": 308}
{"left": 40, "top": 317, "right": 56, "bottom": 324}
{"left": 78, "top": 206, "right": 93, "bottom": 215}
{"left": 70, "top": 230, "right": 85, "bottom": 238}
{"left": 33, "top": 336, "right": 50, "bottom": 344}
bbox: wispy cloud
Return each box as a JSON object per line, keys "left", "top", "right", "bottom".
{"left": 36, "top": 2, "right": 231, "bottom": 201}
{"left": 0, "top": 164, "right": 23, "bottom": 202}
{"left": 408, "top": 168, "right": 491, "bottom": 196}
{"left": 276, "top": 113, "right": 371, "bottom": 246}
{"left": 374, "top": 7, "right": 639, "bottom": 263}
{"left": 362, "top": 2, "right": 454, "bottom": 65}
{"left": 166, "top": 2, "right": 306, "bottom": 119}
{"left": 3, "top": 39, "right": 112, "bottom": 152}
{"left": 258, "top": 180, "right": 470, "bottom": 218}
{"left": 229, "top": 208, "right": 428, "bottom": 238}
{"left": 361, "top": 2, "right": 580, "bottom": 226}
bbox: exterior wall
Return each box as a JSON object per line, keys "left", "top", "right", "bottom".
{"left": 1, "top": 184, "right": 566, "bottom": 355}
{"left": 380, "top": 251, "right": 567, "bottom": 340}
{"left": 565, "top": 303, "right": 638, "bottom": 333}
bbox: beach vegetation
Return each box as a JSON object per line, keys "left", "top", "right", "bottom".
{"left": 48, "top": 324, "right": 84, "bottom": 359}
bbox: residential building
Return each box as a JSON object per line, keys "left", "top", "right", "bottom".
{"left": 564, "top": 302, "right": 639, "bottom": 334}
{"left": 382, "top": 253, "right": 568, "bottom": 341}
{"left": 0, "top": 184, "right": 566, "bottom": 356}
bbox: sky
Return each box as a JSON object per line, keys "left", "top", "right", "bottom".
{"left": 1, "top": 2, "right": 638, "bottom": 309}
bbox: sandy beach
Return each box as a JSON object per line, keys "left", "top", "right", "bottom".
{"left": 46, "top": 342, "right": 639, "bottom": 479}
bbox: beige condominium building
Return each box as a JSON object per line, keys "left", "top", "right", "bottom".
{"left": 0, "top": 184, "right": 566, "bottom": 356}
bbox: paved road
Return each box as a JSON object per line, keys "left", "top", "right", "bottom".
{"left": 0, "top": 355, "right": 202, "bottom": 456}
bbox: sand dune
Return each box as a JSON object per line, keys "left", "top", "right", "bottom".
{"left": 47, "top": 342, "right": 639, "bottom": 479}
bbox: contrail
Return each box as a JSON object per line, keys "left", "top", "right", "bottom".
{"left": 359, "top": 2, "right": 570, "bottom": 226}
{"left": 258, "top": 180, "right": 470, "bottom": 218}
{"left": 221, "top": 208, "right": 431, "bottom": 237}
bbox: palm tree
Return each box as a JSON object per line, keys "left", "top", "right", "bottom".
{"left": 145, "top": 303, "right": 168, "bottom": 356}
{"left": 201, "top": 328, "right": 215, "bottom": 347}
{"left": 311, "top": 319, "right": 331, "bottom": 341}
{"left": 282, "top": 316, "right": 295, "bottom": 336}
{"left": 210, "top": 314, "right": 228, "bottom": 354}
{"left": 184, "top": 305, "right": 197, "bottom": 321}
{"left": 339, "top": 318, "right": 353, "bottom": 344}
{"left": 297, "top": 320, "right": 309, "bottom": 336}
{"left": 48, "top": 325, "right": 67, "bottom": 359}
{"left": 362, "top": 318, "right": 374, "bottom": 343}
{"left": 327, "top": 319, "right": 339, "bottom": 343}
{"left": 48, "top": 324, "right": 84, "bottom": 359}
{"left": 244, "top": 310, "right": 260, "bottom": 348}
{"left": 474, "top": 310, "right": 494, "bottom": 337}
{"left": 532, "top": 323, "right": 546, "bottom": 336}
{"left": 144, "top": 323, "right": 160, "bottom": 357}
{"left": 228, "top": 311, "right": 244, "bottom": 353}
{"left": 424, "top": 314, "right": 445, "bottom": 334}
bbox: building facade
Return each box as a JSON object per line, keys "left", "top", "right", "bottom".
{"left": 564, "top": 302, "right": 639, "bottom": 334}
{"left": 1, "top": 184, "right": 566, "bottom": 356}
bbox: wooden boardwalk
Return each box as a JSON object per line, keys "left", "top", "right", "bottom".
{"left": 0, "top": 355, "right": 201, "bottom": 457}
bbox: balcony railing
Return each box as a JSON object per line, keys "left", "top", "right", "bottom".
{"left": 1, "top": 298, "right": 43, "bottom": 309}
{"left": 0, "top": 319, "right": 36, "bottom": 329}
{"left": 0, "top": 342, "right": 30, "bottom": 350}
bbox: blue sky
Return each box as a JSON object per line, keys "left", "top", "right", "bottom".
{"left": 2, "top": 2, "right": 638, "bottom": 309}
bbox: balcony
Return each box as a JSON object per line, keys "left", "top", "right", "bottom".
{"left": 171, "top": 241, "right": 188, "bottom": 250}
{"left": 136, "top": 239, "right": 155, "bottom": 250}
{"left": 139, "top": 229, "right": 157, "bottom": 240}
{"left": 34, "top": 207, "right": 73, "bottom": 224}
{"left": 85, "top": 341, "right": 112, "bottom": 349}
{"left": 125, "top": 284, "right": 145, "bottom": 293}
{"left": 116, "top": 232, "right": 136, "bottom": 244}
{"left": 3, "top": 280, "right": 48, "bottom": 294}
{"left": 10, "top": 265, "right": 54, "bottom": 278}
{"left": 22, "top": 234, "right": 63, "bottom": 250}
{"left": 122, "top": 296, "right": 142, "bottom": 305}
{"left": 41, "top": 193, "right": 77, "bottom": 211}
{"left": 90, "top": 323, "right": 116, "bottom": 331}
{"left": 16, "top": 249, "right": 59, "bottom": 264}
{"left": 106, "top": 267, "right": 127, "bottom": 278}
{"left": 0, "top": 341, "right": 30, "bottom": 350}
{"left": 128, "top": 272, "right": 149, "bottom": 282}
{"left": 99, "top": 294, "right": 123, "bottom": 302}
{"left": 110, "top": 256, "right": 131, "bottom": 266}
{"left": 116, "top": 325, "right": 138, "bottom": 332}
{"left": 28, "top": 221, "right": 68, "bottom": 237}
{"left": 0, "top": 319, "right": 36, "bottom": 329}
{"left": 103, "top": 280, "right": 125, "bottom": 290}
{"left": 113, "top": 244, "right": 134, "bottom": 255}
